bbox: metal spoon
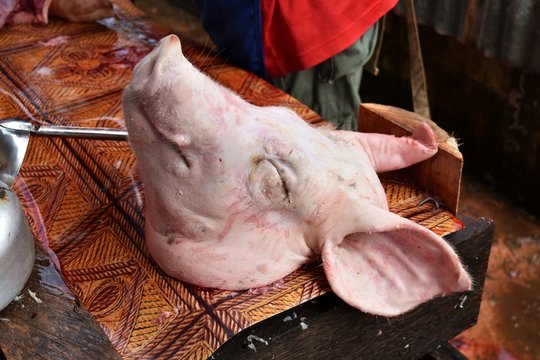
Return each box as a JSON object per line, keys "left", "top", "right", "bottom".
{"left": 0, "top": 118, "right": 128, "bottom": 187}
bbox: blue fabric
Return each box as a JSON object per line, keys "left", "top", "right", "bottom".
{"left": 193, "top": 0, "right": 266, "bottom": 78}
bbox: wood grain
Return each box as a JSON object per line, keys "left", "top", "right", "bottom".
{"left": 0, "top": 243, "right": 120, "bottom": 360}
{"left": 359, "top": 104, "right": 463, "bottom": 214}
{"left": 211, "top": 218, "right": 493, "bottom": 359}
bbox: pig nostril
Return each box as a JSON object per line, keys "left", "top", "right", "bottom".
{"left": 133, "top": 36, "right": 180, "bottom": 80}
{"left": 160, "top": 34, "right": 181, "bottom": 50}
{"left": 167, "top": 34, "right": 181, "bottom": 45}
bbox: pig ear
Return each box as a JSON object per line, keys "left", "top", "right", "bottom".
{"left": 321, "top": 206, "right": 471, "bottom": 317}
{"left": 334, "top": 122, "right": 438, "bottom": 173}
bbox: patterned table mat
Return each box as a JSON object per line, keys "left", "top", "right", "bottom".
{"left": 0, "top": 1, "right": 462, "bottom": 358}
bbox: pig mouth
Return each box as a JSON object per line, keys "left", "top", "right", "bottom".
{"left": 160, "top": 130, "right": 191, "bottom": 169}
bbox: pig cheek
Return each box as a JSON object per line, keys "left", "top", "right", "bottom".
{"left": 303, "top": 196, "right": 341, "bottom": 239}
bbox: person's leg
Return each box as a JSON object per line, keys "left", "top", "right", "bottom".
{"left": 271, "top": 23, "right": 379, "bottom": 130}
{"left": 272, "top": 65, "right": 362, "bottom": 130}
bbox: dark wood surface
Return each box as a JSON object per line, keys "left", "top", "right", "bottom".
{"left": 421, "top": 342, "right": 469, "bottom": 360}
{"left": 0, "top": 243, "right": 120, "bottom": 360}
{"left": 211, "top": 217, "right": 493, "bottom": 360}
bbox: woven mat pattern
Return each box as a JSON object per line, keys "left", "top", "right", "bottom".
{"left": 0, "top": 2, "right": 462, "bottom": 358}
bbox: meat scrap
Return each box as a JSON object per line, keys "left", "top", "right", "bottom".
{"left": 0, "top": 0, "right": 113, "bottom": 28}
{"left": 0, "top": 0, "right": 52, "bottom": 28}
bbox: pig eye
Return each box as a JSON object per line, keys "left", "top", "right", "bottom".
{"left": 252, "top": 158, "right": 291, "bottom": 203}
{"left": 268, "top": 159, "right": 292, "bottom": 203}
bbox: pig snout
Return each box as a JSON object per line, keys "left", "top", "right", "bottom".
{"left": 123, "top": 34, "right": 472, "bottom": 318}
{"left": 129, "top": 35, "right": 184, "bottom": 91}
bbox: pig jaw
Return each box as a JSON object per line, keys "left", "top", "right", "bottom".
{"left": 144, "top": 214, "right": 315, "bottom": 290}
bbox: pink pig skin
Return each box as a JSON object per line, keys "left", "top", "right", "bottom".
{"left": 122, "top": 35, "right": 471, "bottom": 317}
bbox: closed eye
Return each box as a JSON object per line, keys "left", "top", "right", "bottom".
{"left": 267, "top": 159, "right": 292, "bottom": 203}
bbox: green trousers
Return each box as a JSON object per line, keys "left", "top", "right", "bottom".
{"left": 271, "top": 23, "right": 379, "bottom": 131}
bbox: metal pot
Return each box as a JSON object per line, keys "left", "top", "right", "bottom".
{"left": 0, "top": 180, "right": 35, "bottom": 311}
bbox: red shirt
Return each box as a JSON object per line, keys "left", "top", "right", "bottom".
{"left": 261, "top": 0, "right": 398, "bottom": 78}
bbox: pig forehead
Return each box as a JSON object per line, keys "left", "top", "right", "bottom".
{"left": 248, "top": 114, "right": 328, "bottom": 146}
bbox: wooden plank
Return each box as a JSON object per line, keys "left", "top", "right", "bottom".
{"left": 0, "top": 242, "right": 120, "bottom": 360}
{"left": 421, "top": 342, "right": 469, "bottom": 360}
{"left": 211, "top": 217, "right": 493, "bottom": 360}
{"left": 359, "top": 103, "right": 463, "bottom": 214}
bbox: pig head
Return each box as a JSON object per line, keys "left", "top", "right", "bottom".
{"left": 122, "top": 35, "right": 471, "bottom": 317}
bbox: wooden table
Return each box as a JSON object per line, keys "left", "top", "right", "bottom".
{"left": 0, "top": 1, "right": 493, "bottom": 359}
{"left": 0, "top": 218, "right": 493, "bottom": 359}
